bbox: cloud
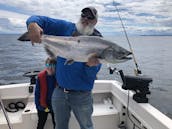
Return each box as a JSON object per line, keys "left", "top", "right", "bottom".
{"left": 0, "top": 10, "right": 29, "bottom": 33}
{"left": 0, "top": 0, "right": 172, "bottom": 35}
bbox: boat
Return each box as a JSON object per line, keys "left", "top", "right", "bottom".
{"left": 0, "top": 70, "right": 172, "bottom": 129}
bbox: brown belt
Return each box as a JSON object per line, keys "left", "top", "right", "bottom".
{"left": 58, "top": 87, "right": 89, "bottom": 93}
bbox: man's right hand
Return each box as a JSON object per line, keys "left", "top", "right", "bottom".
{"left": 28, "top": 23, "right": 43, "bottom": 44}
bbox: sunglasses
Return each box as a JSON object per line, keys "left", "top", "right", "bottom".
{"left": 46, "top": 63, "right": 55, "bottom": 68}
{"left": 81, "top": 13, "right": 95, "bottom": 20}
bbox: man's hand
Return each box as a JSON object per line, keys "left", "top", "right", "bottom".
{"left": 86, "top": 53, "right": 100, "bottom": 67}
{"left": 28, "top": 23, "right": 43, "bottom": 44}
{"left": 44, "top": 107, "right": 50, "bottom": 112}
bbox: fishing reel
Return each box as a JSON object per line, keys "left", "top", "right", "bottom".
{"left": 23, "top": 70, "right": 40, "bottom": 84}
{"left": 23, "top": 70, "right": 40, "bottom": 93}
{"left": 108, "top": 67, "right": 152, "bottom": 103}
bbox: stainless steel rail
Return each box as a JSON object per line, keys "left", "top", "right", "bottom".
{"left": 0, "top": 95, "right": 13, "bottom": 129}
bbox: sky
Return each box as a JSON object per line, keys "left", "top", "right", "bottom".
{"left": 0, "top": 0, "right": 172, "bottom": 36}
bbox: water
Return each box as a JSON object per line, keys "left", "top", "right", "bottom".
{"left": 0, "top": 34, "right": 172, "bottom": 119}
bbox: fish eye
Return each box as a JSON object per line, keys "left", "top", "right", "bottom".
{"left": 107, "top": 48, "right": 113, "bottom": 52}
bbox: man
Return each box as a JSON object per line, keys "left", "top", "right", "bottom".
{"left": 27, "top": 6, "right": 102, "bottom": 129}
{"left": 35, "top": 57, "right": 56, "bottom": 129}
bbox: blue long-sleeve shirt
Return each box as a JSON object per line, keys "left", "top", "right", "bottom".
{"left": 26, "top": 16, "right": 76, "bottom": 36}
{"left": 35, "top": 74, "right": 56, "bottom": 111}
{"left": 27, "top": 16, "right": 102, "bottom": 91}
{"left": 56, "top": 57, "right": 101, "bottom": 91}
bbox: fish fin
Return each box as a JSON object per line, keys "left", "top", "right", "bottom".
{"left": 18, "top": 32, "right": 30, "bottom": 41}
{"left": 44, "top": 45, "right": 56, "bottom": 58}
{"left": 64, "top": 59, "right": 74, "bottom": 65}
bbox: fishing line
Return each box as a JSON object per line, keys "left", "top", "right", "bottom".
{"left": 112, "top": 1, "right": 143, "bottom": 128}
{"left": 112, "top": 0, "right": 142, "bottom": 75}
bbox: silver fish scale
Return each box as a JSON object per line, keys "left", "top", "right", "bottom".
{"left": 19, "top": 33, "right": 132, "bottom": 63}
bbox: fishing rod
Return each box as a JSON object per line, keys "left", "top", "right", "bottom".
{"left": 113, "top": 0, "right": 142, "bottom": 75}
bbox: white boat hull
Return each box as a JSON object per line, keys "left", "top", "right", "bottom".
{"left": 0, "top": 80, "right": 172, "bottom": 129}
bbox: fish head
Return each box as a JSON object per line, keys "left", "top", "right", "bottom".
{"left": 99, "top": 46, "right": 132, "bottom": 63}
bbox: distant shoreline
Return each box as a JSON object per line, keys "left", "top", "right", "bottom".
{"left": 0, "top": 33, "right": 172, "bottom": 37}
{"left": 140, "top": 35, "right": 172, "bottom": 36}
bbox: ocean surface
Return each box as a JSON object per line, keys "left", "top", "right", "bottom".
{"left": 0, "top": 34, "right": 172, "bottom": 119}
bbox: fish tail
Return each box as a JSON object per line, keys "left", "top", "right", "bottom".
{"left": 18, "top": 32, "right": 30, "bottom": 41}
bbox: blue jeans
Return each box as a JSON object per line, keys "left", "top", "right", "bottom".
{"left": 51, "top": 87, "right": 94, "bottom": 129}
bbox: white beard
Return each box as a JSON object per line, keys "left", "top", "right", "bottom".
{"left": 76, "top": 20, "right": 95, "bottom": 35}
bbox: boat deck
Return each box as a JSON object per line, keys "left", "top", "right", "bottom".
{"left": 0, "top": 100, "right": 119, "bottom": 129}
{"left": 0, "top": 80, "right": 172, "bottom": 129}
